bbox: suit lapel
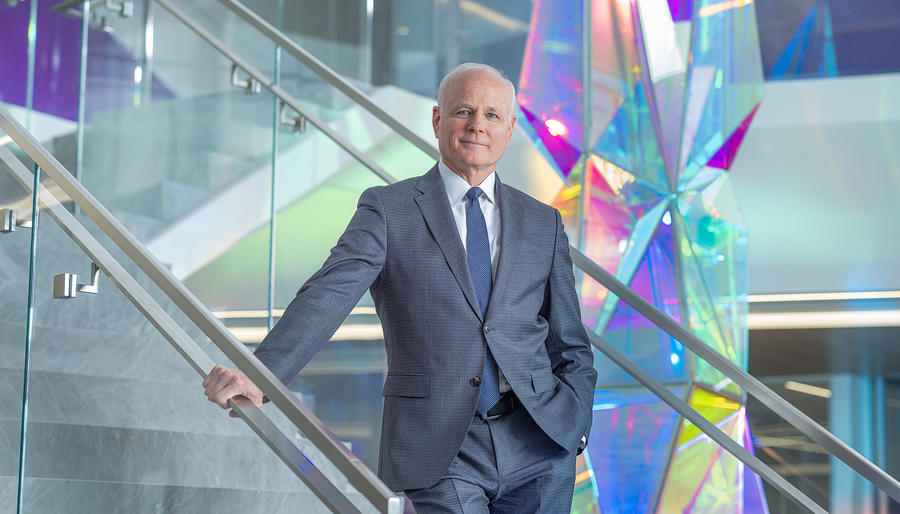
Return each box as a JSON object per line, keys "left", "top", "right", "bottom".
{"left": 415, "top": 165, "right": 484, "bottom": 322}
{"left": 486, "top": 176, "right": 524, "bottom": 320}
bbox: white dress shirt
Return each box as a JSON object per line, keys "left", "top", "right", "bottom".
{"left": 438, "top": 161, "right": 511, "bottom": 394}
{"left": 438, "top": 161, "right": 501, "bottom": 276}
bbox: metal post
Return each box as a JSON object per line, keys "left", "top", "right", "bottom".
{"left": 75, "top": 0, "right": 91, "bottom": 214}
{"left": 24, "top": 0, "right": 38, "bottom": 132}
{"left": 267, "top": 0, "right": 284, "bottom": 332}
{"left": 139, "top": 0, "right": 155, "bottom": 106}
{"left": 16, "top": 163, "right": 40, "bottom": 514}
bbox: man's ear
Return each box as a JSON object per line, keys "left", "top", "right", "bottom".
{"left": 432, "top": 106, "right": 441, "bottom": 138}
{"left": 505, "top": 115, "right": 517, "bottom": 146}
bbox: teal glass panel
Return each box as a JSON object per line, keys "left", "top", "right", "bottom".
{"left": 595, "top": 217, "right": 687, "bottom": 385}
{"left": 590, "top": 70, "right": 669, "bottom": 191}
{"left": 657, "top": 405, "right": 748, "bottom": 512}
{"left": 0, "top": 137, "right": 35, "bottom": 511}
{"left": 635, "top": 0, "right": 693, "bottom": 181}
{"left": 677, "top": 170, "right": 748, "bottom": 367}
{"left": 674, "top": 171, "right": 747, "bottom": 394}
{"left": 518, "top": 0, "right": 584, "bottom": 177}
{"left": 678, "top": 0, "right": 764, "bottom": 185}
{"left": 593, "top": 197, "right": 669, "bottom": 333}
{"left": 587, "top": 0, "right": 669, "bottom": 190}
{"left": 571, "top": 156, "right": 667, "bottom": 326}
{"left": 586, "top": 388, "right": 682, "bottom": 512}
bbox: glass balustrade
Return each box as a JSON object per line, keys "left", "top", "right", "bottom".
{"left": 0, "top": 135, "right": 36, "bottom": 512}
{"left": 0, "top": 142, "right": 369, "bottom": 512}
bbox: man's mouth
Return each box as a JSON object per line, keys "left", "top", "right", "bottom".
{"left": 460, "top": 140, "right": 488, "bottom": 147}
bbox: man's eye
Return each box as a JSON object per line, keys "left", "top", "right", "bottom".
{"left": 456, "top": 109, "right": 470, "bottom": 116}
{"left": 487, "top": 113, "right": 499, "bottom": 119}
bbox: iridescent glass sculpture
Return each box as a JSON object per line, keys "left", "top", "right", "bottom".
{"left": 518, "top": 1, "right": 767, "bottom": 511}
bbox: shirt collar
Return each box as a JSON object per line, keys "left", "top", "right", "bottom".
{"left": 438, "top": 160, "right": 497, "bottom": 205}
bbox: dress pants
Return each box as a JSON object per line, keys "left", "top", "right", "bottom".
{"left": 404, "top": 406, "right": 576, "bottom": 513}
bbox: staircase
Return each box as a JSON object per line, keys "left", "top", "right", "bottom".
{"left": 0, "top": 212, "right": 347, "bottom": 513}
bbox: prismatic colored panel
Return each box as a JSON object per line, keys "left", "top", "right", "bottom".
{"left": 519, "top": 0, "right": 764, "bottom": 511}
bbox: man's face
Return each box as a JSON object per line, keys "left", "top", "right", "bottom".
{"left": 432, "top": 69, "right": 517, "bottom": 178}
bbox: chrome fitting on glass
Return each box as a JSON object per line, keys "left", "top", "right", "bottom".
{"left": 1, "top": 208, "right": 32, "bottom": 233}
{"left": 103, "top": 0, "right": 133, "bottom": 18}
{"left": 53, "top": 262, "right": 101, "bottom": 299}
{"left": 231, "top": 64, "right": 261, "bottom": 94}
{"left": 279, "top": 101, "right": 307, "bottom": 133}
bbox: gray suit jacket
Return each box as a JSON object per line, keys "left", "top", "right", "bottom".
{"left": 254, "top": 164, "right": 597, "bottom": 491}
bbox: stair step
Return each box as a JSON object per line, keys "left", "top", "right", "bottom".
{"left": 0, "top": 419, "right": 306, "bottom": 491}
{"left": 0, "top": 475, "right": 336, "bottom": 514}
{"left": 0, "top": 368, "right": 256, "bottom": 437}
{"left": 0, "top": 320, "right": 210, "bottom": 385}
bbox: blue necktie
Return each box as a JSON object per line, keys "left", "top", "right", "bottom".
{"left": 466, "top": 187, "right": 500, "bottom": 415}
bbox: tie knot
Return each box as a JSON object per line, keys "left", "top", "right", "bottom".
{"left": 466, "top": 187, "right": 483, "bottom": 202}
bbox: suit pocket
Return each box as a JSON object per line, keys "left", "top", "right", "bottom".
{"left": 382, "top": 373, "right": 430, "bottom": 398}
{"left": 531, "top": 368, "right": 556, "bottom": 394}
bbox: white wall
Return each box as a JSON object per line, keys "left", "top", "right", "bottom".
{"left": 728, "top": 73, "right": 900, "bottom": 294}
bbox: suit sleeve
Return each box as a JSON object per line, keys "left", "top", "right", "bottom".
{"left": 543, "top": 209, "right": 598, "bottom": 441}
{"left": 254, "top": 186, "right": 388, "bottom": 385}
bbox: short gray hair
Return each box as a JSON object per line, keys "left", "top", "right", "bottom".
{"left": 437, "top": 62, "right": 518, "bottom": 117}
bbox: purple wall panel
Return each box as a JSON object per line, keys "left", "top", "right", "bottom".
{"left": 1, "top": 3, "right": 174, "bottom": 121}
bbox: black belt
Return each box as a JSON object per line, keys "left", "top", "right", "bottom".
{"left": 477, "top": 392, "right": 520, "bottom": 421}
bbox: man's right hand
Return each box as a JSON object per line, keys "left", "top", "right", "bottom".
{"left": 203, "top": 365, "right": 264, "bottom": 418}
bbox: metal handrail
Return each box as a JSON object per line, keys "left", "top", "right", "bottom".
{"left": 0, "top": 144, "right": 360, "bottom": 513}
{"left": 217, "top": 0, "right": 441, "bottom": 162}
{"left": 209, "top": 0, "right": 900, "bottom": 503}
{"left": 0, "top": 106, "right": 403, "bottom": 514}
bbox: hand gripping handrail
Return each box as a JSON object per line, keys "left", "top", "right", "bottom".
{"left": 0, "top": 106, "right": 404, "bottom": 514}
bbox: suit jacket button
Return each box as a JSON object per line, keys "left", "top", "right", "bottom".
{"left": 483, "top": 325, "right": 491, "bottom": 333}
{"left": 470, "top": 377, "right": 481, "bottom": 387}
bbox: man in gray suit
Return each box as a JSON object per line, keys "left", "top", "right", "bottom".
{"left": 204, "top": 63, "right": 598, "bottom": 512}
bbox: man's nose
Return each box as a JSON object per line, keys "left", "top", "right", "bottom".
{"left": 467, "top": 116, "right": 485, "bottom": 132}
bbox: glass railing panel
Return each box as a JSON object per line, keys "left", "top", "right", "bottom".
{"left": 6, "top": 152, "right": 336, "bottom": 513}
{"left": 229, "top": 0, "right": 373, "bottom": 84}
{"left": 749, "top": 375, "right": 900, "bottom": 513}
{"left": 0, "top": 135, "right": 34, "bottom": 512}
{"left": 76, "top": 0, "right": 277, "bottom": 316}
{"left": 271, "top": 153, "right": 387, "bottom": 473}
{"left": 274, "top": 53, "right": 437, "bottom": 180}
{"left": 184, "top": 0, "right": 439, "bottom": 176}
{"left": 1, "top": 99, "right": 398, "bottom": 512}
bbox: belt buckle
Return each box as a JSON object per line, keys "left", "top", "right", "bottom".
{"left": 478, "top": 411, "right": 503, "bottom": 422}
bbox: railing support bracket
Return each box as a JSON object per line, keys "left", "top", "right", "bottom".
{"left": 231, "top": 63, "right": 261, "bottom": 94}
{"left": 54, "top": 262, "right": 101, "bottom": 299}
{"left": 279, "top": 101, "right": 307, "bottom": 133}
{"left": 1, "top": 208, "right": 33, "bottom": 233}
